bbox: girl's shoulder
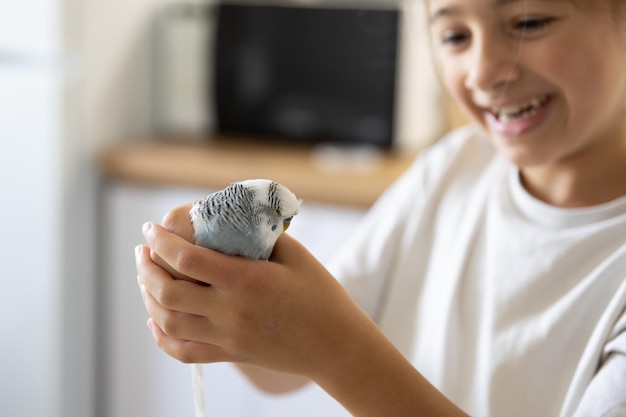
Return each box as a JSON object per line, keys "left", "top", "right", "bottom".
{"left": 402, "top": 124, "right": 500, "bottom": 192}
{"left": 423, "top": 124, "right": 494, "bottom": 166}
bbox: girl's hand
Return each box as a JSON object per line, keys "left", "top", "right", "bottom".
{"left": 136, "top": 207, "right": 365, "bottom": 378}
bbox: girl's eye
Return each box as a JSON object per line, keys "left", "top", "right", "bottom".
{"left": 441, "top": 30, "right": 469, "bottom": 46}
{"left": 514, "top": 17, "right": 555, "bottom": 32}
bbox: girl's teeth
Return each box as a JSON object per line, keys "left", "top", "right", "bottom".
{"left": 495, "top": 96, "right": 548, "bottom": 122}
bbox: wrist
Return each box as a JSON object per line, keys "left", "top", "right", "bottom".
{"left": 307, "top": 311, "right": 468, "bottom": 417}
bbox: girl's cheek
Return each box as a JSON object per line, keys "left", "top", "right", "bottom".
{"left": 436, "top": 53, "right": 476, "bottom": 122}
{"left": 443, "top": 69, "right": 468, "bottom": 107}
{"left": 438, "top": 56, "right": 463, "bottom": 93}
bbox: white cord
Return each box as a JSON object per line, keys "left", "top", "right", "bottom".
{"left": 192, "top": 363, "right": 206, "bottom": 417}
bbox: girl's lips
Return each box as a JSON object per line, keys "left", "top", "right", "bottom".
{"left": 485, "top": 95, "right": 554, "bottom": 138}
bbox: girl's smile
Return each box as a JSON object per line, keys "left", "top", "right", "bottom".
{"left": 483, "top": 93, "right": 552, "bottom": 137}
{"left": 428, "top": 0, "right": 626, "bottom": 206}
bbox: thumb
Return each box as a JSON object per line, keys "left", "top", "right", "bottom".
{"left": 162, "top": 203, "right": 196, "bottom": 243}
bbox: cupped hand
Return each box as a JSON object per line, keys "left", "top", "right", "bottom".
{"left": 146, "top": 203, "right": 199, "bottom": 283}
{"left": 135, "top": 207, "right": 367, "bottom": 379}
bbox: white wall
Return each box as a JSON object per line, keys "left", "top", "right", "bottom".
{"left": 82, "top": 0, "right": 184, "bottom": 147}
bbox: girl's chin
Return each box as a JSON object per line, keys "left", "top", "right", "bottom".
{"left": 492, "top": 139, "right": 557, "bottom": 167}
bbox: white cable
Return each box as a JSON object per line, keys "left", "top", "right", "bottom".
{"left": 192, "top": 363, "right": 206, "bottom": 417}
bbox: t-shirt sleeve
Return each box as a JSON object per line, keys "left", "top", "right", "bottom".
{"left": 573, "top": 309, "right": 626, "bottom": 416}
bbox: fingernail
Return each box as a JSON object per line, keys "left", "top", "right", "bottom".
{"left": 146, "top": 319, "right": 155, "bottom": 333}
{"left": 135, "top": 245, "right": 142, "bottom": 258}
{"left": 142, "top": 222, "right": 153, "bottom": 239}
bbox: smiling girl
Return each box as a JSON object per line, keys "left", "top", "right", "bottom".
{"left": 432, "top": 0, "right": 626, "bottom": 207}
{"left": 136, "top": 0, "right": 626, "bottom": 415}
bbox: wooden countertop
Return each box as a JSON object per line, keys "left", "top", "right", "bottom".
{"left": 99, "top": 135, "right": 418, "bottom": 208}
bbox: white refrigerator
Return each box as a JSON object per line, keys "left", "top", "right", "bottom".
{"left": 0, "top": 2, "right": 96, "bottom": 417}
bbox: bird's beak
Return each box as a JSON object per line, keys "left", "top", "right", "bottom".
{"left": 283, "top": 216, "right": 293, "bottom": 231}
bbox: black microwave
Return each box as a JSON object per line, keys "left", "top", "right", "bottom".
{"left": 213, "top": 2, "right": 400, "bottom": 148}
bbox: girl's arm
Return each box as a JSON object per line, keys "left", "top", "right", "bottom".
{"left": 136, "top": 206, "right": 468, "bottom": 416}
{"left": 236, "top": 364, "right": 311, "bottom": 394}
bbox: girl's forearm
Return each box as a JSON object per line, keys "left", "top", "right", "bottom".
{"left": 236, "top": 363, "right": 311, "bottom": 394}
{"left": 309, "top": 315, "right": 469, "bottom": 417}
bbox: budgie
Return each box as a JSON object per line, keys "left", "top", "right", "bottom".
{"left": 188, "top": 179, "right": 301, "bottom": 417}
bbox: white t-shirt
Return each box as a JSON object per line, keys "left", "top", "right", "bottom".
{"left": 329, "top": 125, "right": 626, "bottom": 416}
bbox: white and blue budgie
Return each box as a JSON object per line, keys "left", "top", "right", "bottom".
{"left": 190, "top": 179, "right": 301, "bottom": 260}
{"left": 188, "top": 179, "right": 301, "bottom": 417}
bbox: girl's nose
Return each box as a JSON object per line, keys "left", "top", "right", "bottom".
{"left": 464, "top": 35, "right": 522, "bottom": 94}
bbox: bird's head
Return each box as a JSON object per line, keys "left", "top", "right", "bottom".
{"left": 237, "top": 178, "right": 301, "bottom": 233}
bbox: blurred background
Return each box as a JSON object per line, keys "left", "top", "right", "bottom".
{"left": 0, "top": 0, "right": 453, "bottom": 416}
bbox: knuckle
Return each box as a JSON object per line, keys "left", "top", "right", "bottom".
{"left": 174, "top": 248, "right": 196, "bottom": 274}
{"left": 155, "top": 281, "right": 178, "bottom": 309}
{"left": 160, "top": 314, "right": 180, "bottom": 337}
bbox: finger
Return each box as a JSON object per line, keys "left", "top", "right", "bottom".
{"left": 149, "top": 249, "right": 194, "bottom": 282}
{"left": 161, "top": 203, "right": 195, "bottom": 242}
{"left": 143, "top": 222, "right": 258, "bottom": 287}
{"left": 160, "top": 202, "right": 219, "bottom": 285}
{"left": 146, "top": 318, "right": 231, "bottom": 364}
{"left": 136, "top": 244, "right": 215, "bottom": 316}
{"left": 140, "top": 282, "right": 214, "bottom": 343}
{"left": 149, "top": 249, "right": 208, "bottom": 285}
{"left": 270, "top": 233, "right": 311, "bottom": 265}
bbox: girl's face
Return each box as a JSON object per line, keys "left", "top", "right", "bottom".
{"left": 428, "top": 0, "right": 626, "bottom": 168}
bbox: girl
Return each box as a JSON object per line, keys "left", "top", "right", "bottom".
{"left": 136, "top": 0, "right": 626, "bottom": 415}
